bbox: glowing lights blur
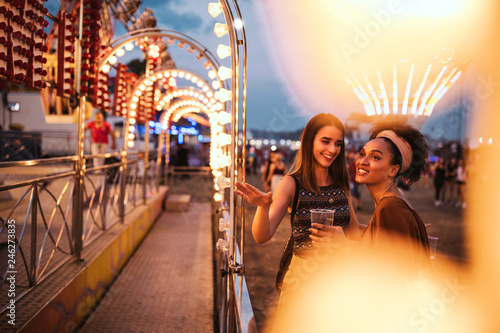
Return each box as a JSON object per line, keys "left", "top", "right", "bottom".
{"left": 208, "top": 70, "right": 217, "bottom": 80}
{"left": 218, "top": 132, "right": 232, "bottom": 146}
{"left": 218, "top": 66, "right": 233, "bottom": 81}
{"left": 217, "top": 44, "right": 231, "bottom": 59}
{"left": 128, "top": 133, "right": 135, "bottom": 140}
{"left": 214, "top": 192, "right": 223, "bottom": 202}
{"left": 102, "top": 64, "right": 111, "bottom": 73}
{"left": 147, "top": 43, "right": 160, "bottom": 59}
{"left": 116, "top": 48, "right": 126, "bottom": 57}
{"left": 233, "top": 18, "right": 243, "bottom": 30}
{"left": 217, "top": 111, "right": 231, "bottom": 125}
{"left": 127, "top": 141, "right": 134, "bottom": 148}
{"left": 125, "top": 42, "right": 134, "bottom": 51}
{"left": 214, "top": 23, "right": 229, "bottom": 38}
{"left": 108, "top": 56, "right": 117, "bottom": 65}
{"left": 208, "top": 2, "right": 223, "bottom": 18}
{"left": 345, "top": 52, "right": 465, "bottom": 118}
{"left": 218, "top": 88, "right": 232, "bottom": 102}
{"left": 129, "top": 118, "right": 136, "bottom": 125}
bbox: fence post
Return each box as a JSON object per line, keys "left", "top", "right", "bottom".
{"left": 156, "top": 130, "right": 164, "bottom": 191}
{"left": 118, "top": 151, "right": 127, "bottom": 223}
{"left": 143, "top": 126, "right": 149, "bottom": 203}
{"left": 29, "top": 184, "right": 38, "bottom": 286}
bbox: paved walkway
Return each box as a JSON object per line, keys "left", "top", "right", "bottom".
{"left": 78, "top": 202, "right": 214, "bottom": 332}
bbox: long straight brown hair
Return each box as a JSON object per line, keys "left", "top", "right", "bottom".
{"left": 288, "top": 113, "right": 350, "bottom": 195}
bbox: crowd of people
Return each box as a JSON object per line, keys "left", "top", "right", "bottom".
{"left": 432, "top": 156, "right": 467, "bottom": 208}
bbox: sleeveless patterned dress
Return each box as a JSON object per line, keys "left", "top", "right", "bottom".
{"left": 292, "top": 178, "right": 350, "bottom": 257}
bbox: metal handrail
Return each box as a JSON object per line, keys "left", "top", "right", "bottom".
{"left": 0, "top": 156, "right": 78, "bottom": 168}
{"left": 0, "top": 147, "right": 162, "bottom": 315}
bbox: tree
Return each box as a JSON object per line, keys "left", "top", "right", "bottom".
{"left": 126, "top": 58, "right": 147, "bottom": 77}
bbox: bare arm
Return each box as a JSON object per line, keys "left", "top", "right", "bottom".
{"left": 235, "top": 175, "right": 295, "bottom": 244}
{"left": 108, "top": 123, "right": 117, "bottom": 149}
{"left": 110, "top": 130, "right": 117, "bottom": 149}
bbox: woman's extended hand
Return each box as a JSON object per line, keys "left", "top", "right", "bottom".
{"left": 309, "top": 224, "right": 346, "bottom": 247}
{"left": 235, "top": 181, "right": 272, "bottom": 207}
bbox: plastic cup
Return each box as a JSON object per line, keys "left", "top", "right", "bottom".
{"left": 428, "top": 236, "right": 439, "bottom": 260}
{"left": 310, "top": 209, "right": 335, "bottom": 227}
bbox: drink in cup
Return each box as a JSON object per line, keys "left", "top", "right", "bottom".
{"left": 428, "top": 236, "right": 439, "bottom": 260}
{"left": 310, "top": 209, "right": 335, "bottom": 227}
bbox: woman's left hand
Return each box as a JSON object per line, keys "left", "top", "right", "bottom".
{"left": 309, "top": 224, "right": 346, "bottom": 247}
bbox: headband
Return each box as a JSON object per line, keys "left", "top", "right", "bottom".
{"left": 376, "top": 130, "right": 413, "bottom": 173}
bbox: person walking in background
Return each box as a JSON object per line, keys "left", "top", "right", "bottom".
{"left": 455, "top": 159, "right": 467, "bottom": 208}
{"left": 422, "top": 158, "right": 430, "bottom": 189}
{"left": 235, "top": 113, "right": 360, "bottom": 301}
{"left": 85, "top": 111, "right": 117, "bottom": 168}
{"left": 260, "top": 149, "right": 275, "bottom": 192}
{"left": 433, "top": 158, "right": 446, "bottom": 206}
{"left": 442, "top": 157, "right": 458, "bottom": 205}
{"left": 329, "top": 120, "right": 430, "bottom": 272}
{"left": 266, "top": 151, "right": 286, "bottom": 195}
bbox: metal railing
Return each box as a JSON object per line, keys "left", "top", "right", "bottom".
{"left": 0, "top": 149, "right": 161, "bottom": 315}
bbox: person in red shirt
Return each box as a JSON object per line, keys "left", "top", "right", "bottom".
{"left": 85, "top": 111, "right": 117, "bottom": 167}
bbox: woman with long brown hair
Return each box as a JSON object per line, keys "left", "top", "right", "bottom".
{"left": 235, "top": 113, "right": 360, "bottom": 299}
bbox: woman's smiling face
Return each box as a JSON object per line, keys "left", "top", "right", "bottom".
{"left": 355, "top": 138, "right": 399, "bottom": 184}
{"left": 313, "top": 125, "right": 344, "bottom": 169}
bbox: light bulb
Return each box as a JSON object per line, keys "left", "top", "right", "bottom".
{"left": 214, "top": 23, "right": 228, "bottom": 38}
{"left": 217, "top": 44, "right": 231, "bottom": 59}
{"left": 216, "top": 238, "right": 229, "bottom": 252}
{"left": 128, "top": 141, "right": 135, "bottom": 148}
{"left": 208, "top": 3, "right": 223, "bottom": 18}
{"left": 217, "top": 175, "right": 231, "bottom": 189}
{"left": 214, "top": 192, "right": 224, "bottom": 202}
{"left": 218, "top": 111, "right": 231, "bottom": 125}
{"left": 101, "top": 64, "right": 110, "bottom": 73}
{"left": 208, "top": 70, "right": 217, "bottom": 79}
{"left": 218, "top": 66, "right": 232, "bottom": 81}
{"left": 218, "top": 88, "right": 232, "bottom": 102}
{"left": 218, "top": 133, "right": 232, "bottom": 146}
{"left": 125, "top": 43, "right": 134, "bottom": 51}
{"left": 219, "top": 218, "right": 230, "bottom": 232}
{"left": 128, "top": 133, "right": 135, "bottom": 140}
{"left": 212, "top": 81, "right": 221, "bottom": 90}
{"left": 108, "top": 56, "right": 117, "bottom": 65}
{"left": 116, "top": 48, "right": 125, "bottom": 57}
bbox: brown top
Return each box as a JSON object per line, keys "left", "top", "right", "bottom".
{"left": 362, "top": 196, "right": 430, "bottom": 271}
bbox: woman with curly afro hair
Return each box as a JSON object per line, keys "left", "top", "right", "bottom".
{"left": 328, "top": 120, "right": 431, "bottom": 271}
